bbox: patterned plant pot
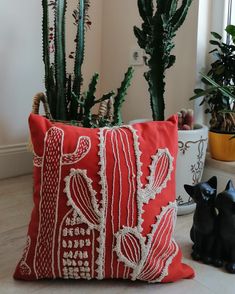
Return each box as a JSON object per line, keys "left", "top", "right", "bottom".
{"left": 176, "top": 124, "right": 208, "bottom": 215}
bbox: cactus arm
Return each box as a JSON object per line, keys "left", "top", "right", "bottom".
{"left": 133, "top": 26, "right": 147, "bottom": 50}
{"left": 82, "top": 74, "right": 115, "bottom": 127}
{"left": 41, "top": 0, "right": 57, "bottom": 119}
{"left": 62, "top": 136, "right": 91, "bottom": 165}
{"left": 42, "top": 0, "right": 50, "bottom": 96}
{"left": 140, "top": 149, "right": 174, "bottom": 203}
{"left": 54, "top": 0, "right": 67, "bottom": 120}
{"left": 82, "top": 73, "right": 99, "bottom": 127}
{"left": 171, "top": 0, "right": 193, "bottom": 31}
{"left": 64, "top": 169, "right": 100, "bottom": 230}
{"left": 137, "top": 0, "right": 153, "bottom": 21}
{"left": 113, "top": 67, "right": 134, "bottom": 125}
{"left": 48, "top": 64, "right": 57, "bottom": 118}
{"left": 72, "top": 0, "right": 85, "bottom": 107}
{"left": 165, "top": 0, "right": 178, "bottom": 16}
{"left": 135, "top": 2, "right": 166, "bottom": 121}
{"left": 95, "top": 91, "right": 115, "bottom": 104}
{"left": 148, "top": 11, "right": 166, "bottom": 121}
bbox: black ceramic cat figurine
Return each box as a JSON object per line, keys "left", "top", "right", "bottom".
{"left": 184, "top": 176, "right": 217, "bottom": 264}
{"left": 215, "top": 180, "right": 235, "bottom": 273}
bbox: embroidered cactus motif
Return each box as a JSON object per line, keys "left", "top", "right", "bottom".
{"left": 65, "top": 169, "right": 101, "bottom": 229}
{"left": 64, "top": 126, "right": 176, "bottom": 281}
{"left": 33, "top": 127, "right": 91, "bottom": 279}
{"left": 58, "top": 208, "right": 96, "bottom": 279}
{"left": 115, "top": 203, "right": 178, "bottom": 282}
{"left": 19, "top": 236, "right": 32, "bottom": 276}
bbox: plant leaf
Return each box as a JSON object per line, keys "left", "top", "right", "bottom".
{"left": 211, "top": 31, "right": 222, "bottom": 40}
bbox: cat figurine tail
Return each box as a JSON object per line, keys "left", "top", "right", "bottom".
{"left": 184, "top": 176, "right": 217, "bottom": 264}
{"left": 215, "top": 180, "right": 235, "bottom": 273}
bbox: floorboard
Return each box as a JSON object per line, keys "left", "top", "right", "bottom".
{"left": 0, "top": 175, "right": 234, "bottom": 293}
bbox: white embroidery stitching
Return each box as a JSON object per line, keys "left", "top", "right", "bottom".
{"left": 34, "top": 122, "right": 177, "bottom": 282}
{"left": 33, "top": 127, "right": 91, "bottom": 279}
{"left": 115, "top": 202, "right": 178, "bottom": 282}
{"left": 141, "top": 149, "right": 174, "bottom": 203}
{"left": 19, "top": 236, "right": 32, "bottom": 276}
{"left": 64, "top": 169, "right": 101, "bottom": 229}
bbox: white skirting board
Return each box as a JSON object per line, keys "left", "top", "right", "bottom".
{"left": 0, "top": 143, "right": 33, "bottom": 179}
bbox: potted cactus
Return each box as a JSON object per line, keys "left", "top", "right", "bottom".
{"left": 40, "top": 0, "right": 134, "bottom": 127}
{"left": 133, "top": 0, "right": 208, "bottom": 214}
{"left": 134, "top": 0, "right": 193, "bottom": 121}
{"left": 191, "top": 25, "right": 235, "bottom": 161}
{"left": 176, "top": 109, "right": 208, "bottom": 215}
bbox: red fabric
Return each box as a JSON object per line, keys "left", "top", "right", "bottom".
{"left": 14, "top": 114, "right": 194, "bottom": 282}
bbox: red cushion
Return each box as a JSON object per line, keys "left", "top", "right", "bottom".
{"left": 14, "top": 114, "right": 194, "bottom": 282}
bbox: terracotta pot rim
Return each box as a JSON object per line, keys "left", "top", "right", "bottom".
{"left": 209, "top": 129, "right": 235, "bottom": 135}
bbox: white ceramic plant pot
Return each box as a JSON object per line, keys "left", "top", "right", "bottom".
{"left": 176, "top": 124, "right": 208, "bottom": 215}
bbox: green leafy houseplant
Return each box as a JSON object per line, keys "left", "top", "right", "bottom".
{"left": 42, "top": 0, "right": 134, "bottom": 127}
{"left": 190, "top": 25, "right": 235, "bottom": 134}
{"left": 134, "top": 0, "right": 193, "bottom": 121}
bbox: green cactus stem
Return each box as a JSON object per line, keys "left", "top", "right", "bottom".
{"left": 113, "top": 67, "right": 134, "bottom": 125}
{"left": 82, "top": 73, "right": 99, "bottom": 127}
{"left": 41, "top": 1, "right": 133, "bottom": 126}
{"left": 134, "top": 0, "right": 193, "bottom": 121}
{"left": 42, "top": 0, "right": 56, "bottom": 117}
{"left": 71, "top": 0, "right": 86, "bottom": 120}
{"left": 42, "top": 0, "right": 50, "bottom": 96}
{"left": 54, "top": 0, "right": 67, "bottom": 120}
{"left": 82, "top": 74, "right": 115, "bottom": 127}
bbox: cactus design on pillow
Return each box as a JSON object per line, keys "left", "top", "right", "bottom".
{"left": 14, "top": 114, "right": 194, "bottom": 282}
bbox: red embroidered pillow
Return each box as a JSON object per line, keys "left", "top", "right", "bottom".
{"left": 14, "top": 114, "right": 194, "bottom": 282}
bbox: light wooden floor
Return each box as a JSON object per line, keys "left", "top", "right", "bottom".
{"left": 0, "top": 175, "right": 235, "bottom": 294}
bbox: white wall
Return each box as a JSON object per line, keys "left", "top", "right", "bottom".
{"left": 100, "top": 0, "right": 200, "bottom": 122}
{"left": 0, "top": 1, "right": 44, "bottom": 178}
{"left": 0, "top": 1, "right": 44, "bottom": 146}
{"left": 0, "top": 0, "right": 103, "bottom": 179}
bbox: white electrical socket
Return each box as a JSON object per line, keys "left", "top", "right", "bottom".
{"left": 129, "top": 46, "right": 144, "bottom": 66}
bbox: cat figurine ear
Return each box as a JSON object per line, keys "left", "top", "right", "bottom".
{"left": 184, "top": 184, "right": 195, "bottom": 200}
{"left": 226, "top": 180, "right": 235, "bottom": 191}
{"left": 215, "top": 179, "right": 235, "bottom": 273}
{"left": 216, "top": 180, "right": 235, "bottom": 209}
{"left": 207, "top": 176, "right": 217, "bottom": 191}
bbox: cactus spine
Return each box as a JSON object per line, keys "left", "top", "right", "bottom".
{"left": 134, "top": 0, "right": 193, "bottom": 121}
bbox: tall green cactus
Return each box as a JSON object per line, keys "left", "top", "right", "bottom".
{"left": 54, "top": 0, "right": 67, "bottom": 120}
{"left": 113, "top": 67, "right": 134, "bottom": 125}
{"left": 41, "top": 0, "right": 133, "bottom": 126}
{"left": 42, "top": 0, "right": 50, "bottom": 95}
{"left": 42, "top": 0, "right": 56, "bottom": 117}
{"left": 70, "top": 0, "right": 86, "bottom": 120}
{"left": 134, "top": 0, "right": 193, "bottom": 121}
